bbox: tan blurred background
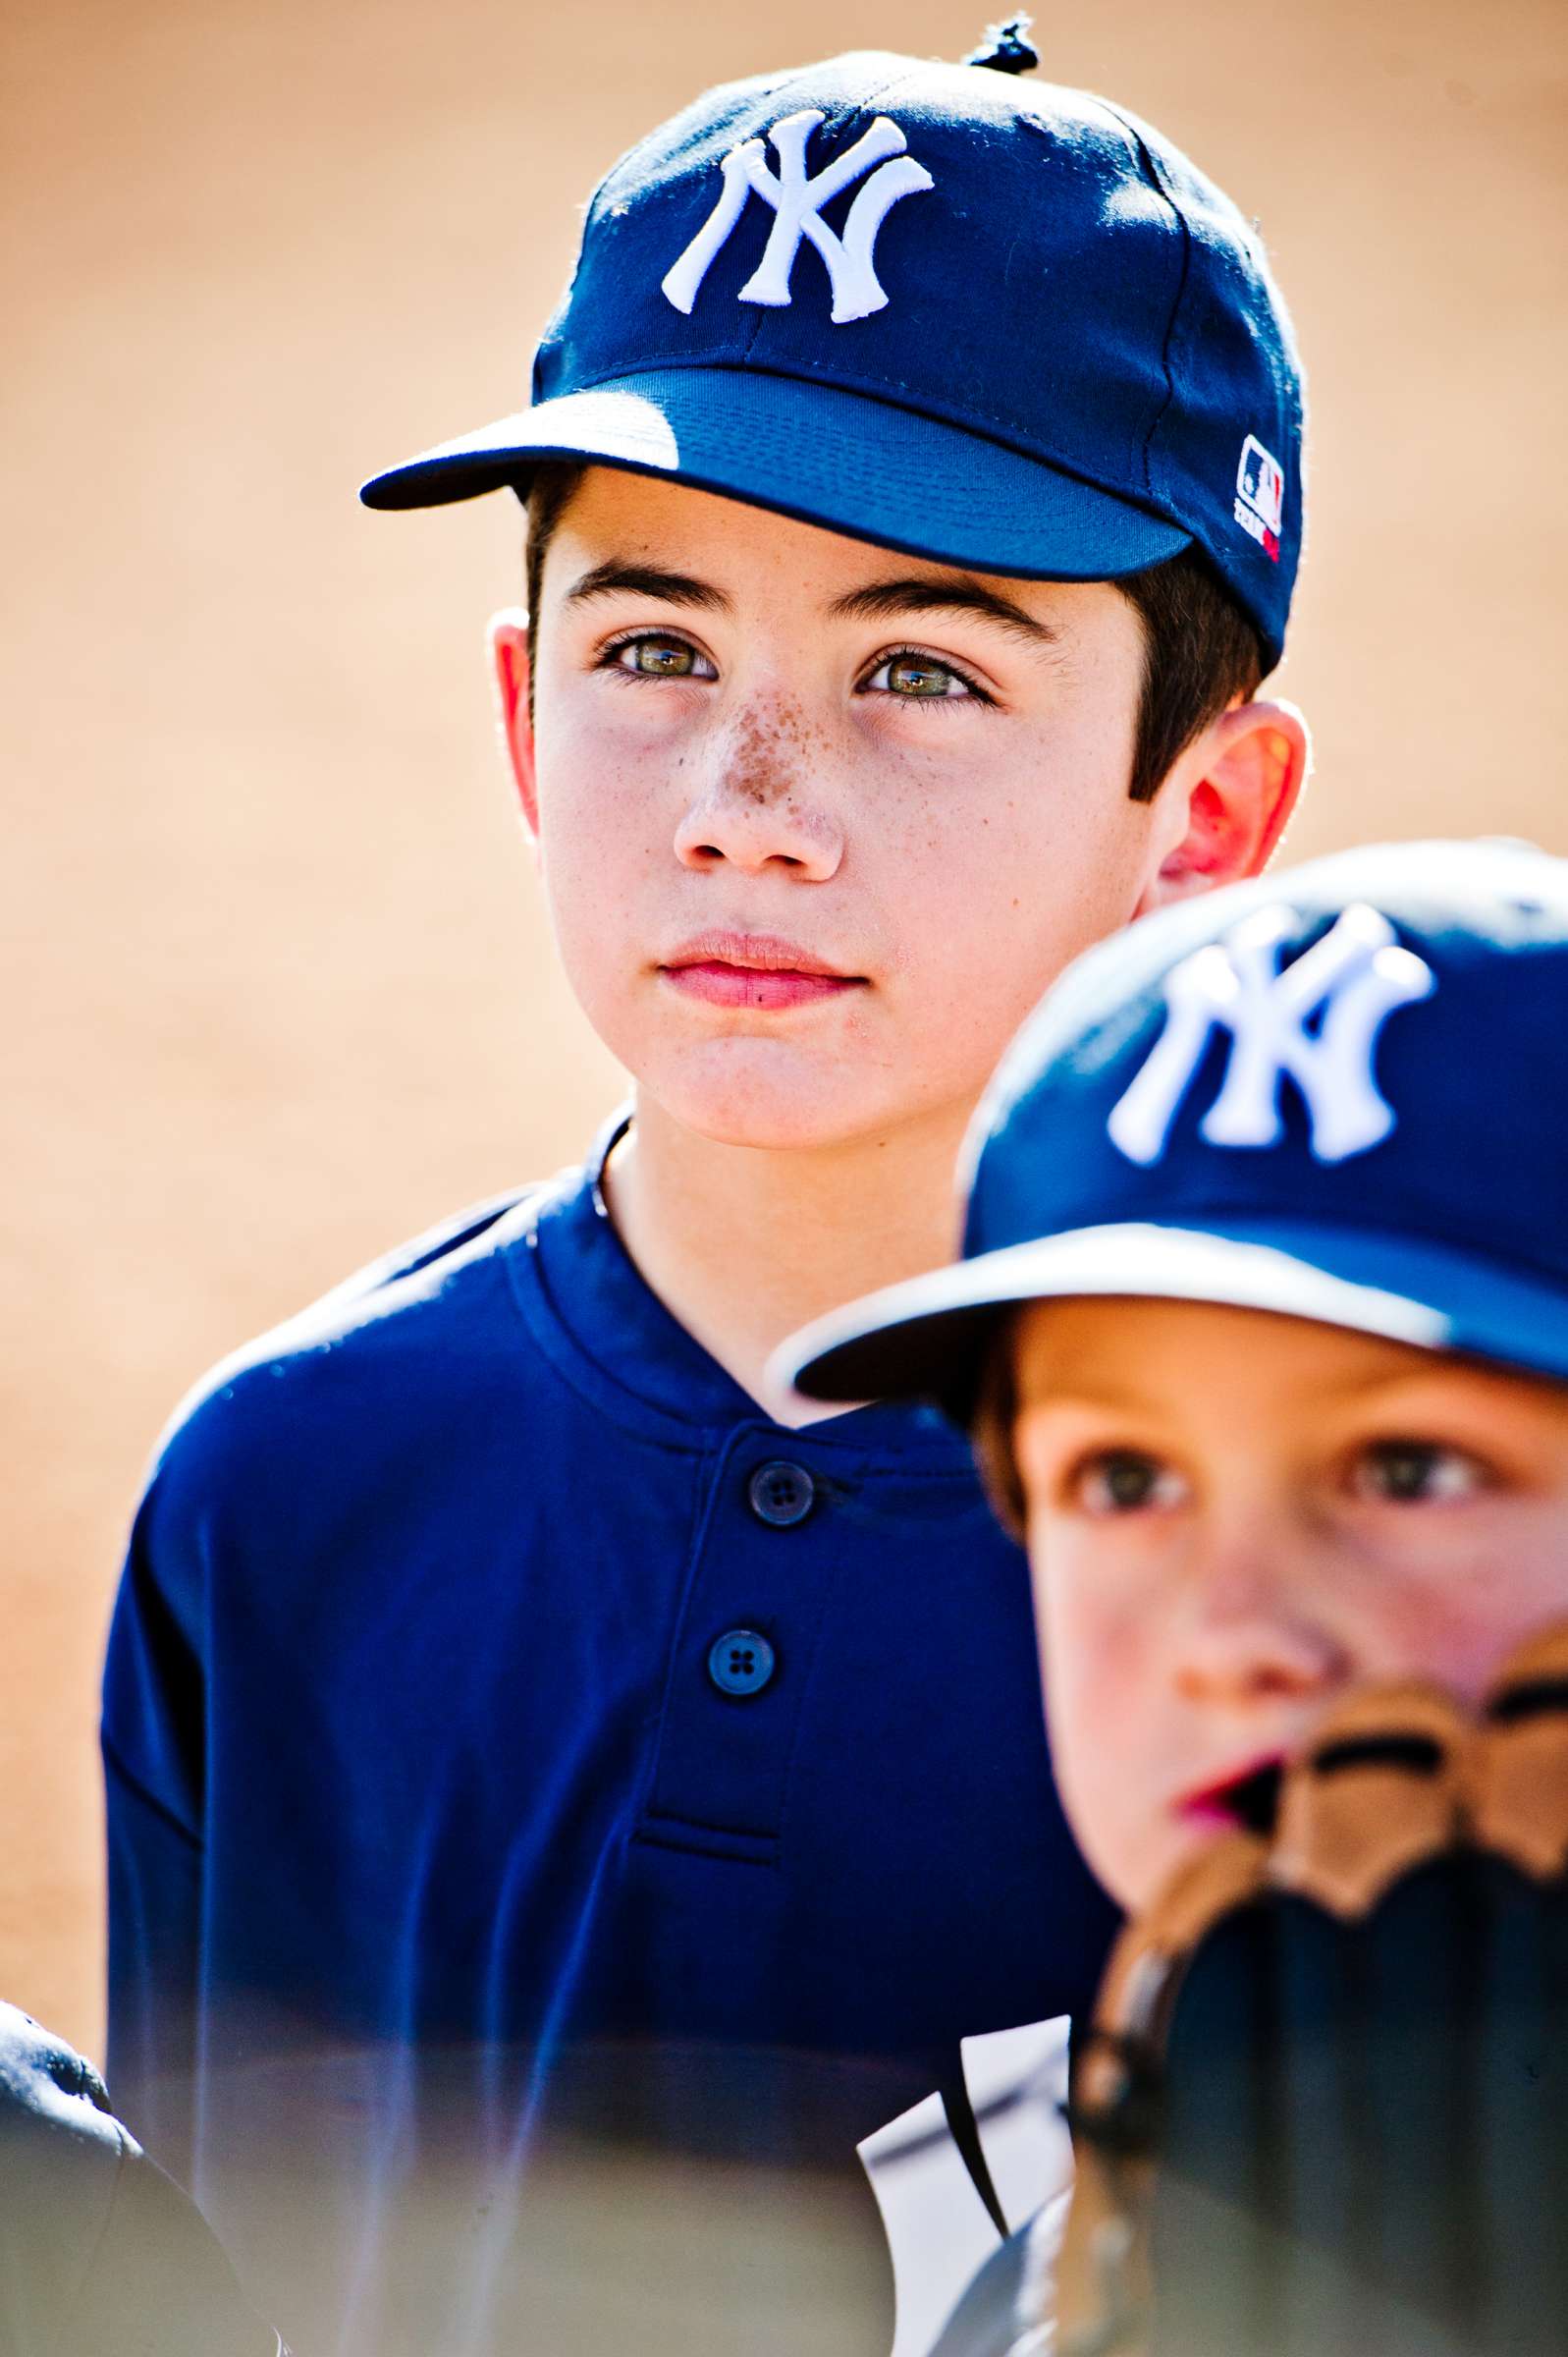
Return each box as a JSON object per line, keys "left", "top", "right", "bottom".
{"left": 2, "top": 0, "right": 1564, "bottom": 2061}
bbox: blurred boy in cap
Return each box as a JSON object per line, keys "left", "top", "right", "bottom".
{"left": 785, "top": 837, "right": 1568, "bottom": 2353}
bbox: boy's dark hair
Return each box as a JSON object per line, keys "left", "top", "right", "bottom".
{"left": 523, "top": 465, "right": 1265, "bottom": 803}
{"left": 969, "top": 1332, "right": 1027, "bottom": 1542}
{"left": 1116, "top": 549, "right": 1267, "bottom": 801}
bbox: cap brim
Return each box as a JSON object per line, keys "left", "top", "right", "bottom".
{"left": 776, "top": 1219, "right": 1568, "bottom": 1419}
{"left": 359, "top": 368, "right": 1191, "bottom": 586}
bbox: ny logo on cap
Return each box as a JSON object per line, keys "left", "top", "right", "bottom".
{"left": 661, "top": 109, "right": 935, "bottom": 326}
{"left": 1108, "top": 904, "right": 1435, "bottom": 1168}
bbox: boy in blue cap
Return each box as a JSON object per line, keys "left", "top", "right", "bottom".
{"left": 102, "top": 22, "right": 1310, "bottom": 2351}
{"left": 785, "top": 836, "right": 1568, "bottom": 2354}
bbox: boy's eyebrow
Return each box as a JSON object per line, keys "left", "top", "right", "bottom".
{"left": 829, "top": 576, "right": 1062, "bottom": 648}
{"left": 561, "top": 562, "right": 729, "bottom": 614}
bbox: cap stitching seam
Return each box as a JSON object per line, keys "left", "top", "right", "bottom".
{"left": 1103, "top": 106, "right": 1190, "bottom": 500}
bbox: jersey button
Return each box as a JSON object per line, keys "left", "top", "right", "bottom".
{"left": 707, "top": 1628, "right": 777, "bottom": 1698}
{"left": 747, "top": 1460, "right": 816, "bottom": 1527}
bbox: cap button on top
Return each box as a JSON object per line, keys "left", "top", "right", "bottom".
{"left": 748, "top": 1460, "right": 816, "bottom": 1527}
{"left": 707, "top": 1629, "right": 777, "bottom": 1697}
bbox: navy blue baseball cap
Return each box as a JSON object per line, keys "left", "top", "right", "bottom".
{"left": 360, "top": 31, "right": 1303, "bottom": 666}
{"left": 781, "top": 839, "right": 1568, "bottom": 1417}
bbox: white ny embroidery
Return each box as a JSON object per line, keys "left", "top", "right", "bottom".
{"left": 660, "top": 109, "right": 935, "bottom": 326}
{"left": 1107, "top": 904, "right": 1435, "bottom": 1168}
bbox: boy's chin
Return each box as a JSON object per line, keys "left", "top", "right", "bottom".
{"left": 646, "top": 1044, "right": 908, "bottom": 1155}
{"left": 663, "top": 1088, "right": 883, "bottom": 1155}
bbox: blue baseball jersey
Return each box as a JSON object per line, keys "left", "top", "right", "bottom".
{"left": 102, "top": 1118, "right": 1115, "bottom": 2352}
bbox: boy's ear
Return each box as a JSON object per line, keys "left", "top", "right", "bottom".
{"left": 1136, "top": 697, "right": 1310, "bottom": 915}
{"left": 488, "top": 607, "right": 539, "bottom": 839}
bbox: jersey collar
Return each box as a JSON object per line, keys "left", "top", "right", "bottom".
{"left": 509, "top": 1107, "right": 977, "bottom": 1466}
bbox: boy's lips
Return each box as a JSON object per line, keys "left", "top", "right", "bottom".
{"left": 1177, "top": 1754, "right": 1287, "bottom": 1837}
{"left": 658, "top": 931, "right": 868, "bottom": 1012}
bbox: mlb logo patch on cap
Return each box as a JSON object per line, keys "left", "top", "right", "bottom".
{"left": 1235, "top": 435, "right": 1285, "bottom": 562}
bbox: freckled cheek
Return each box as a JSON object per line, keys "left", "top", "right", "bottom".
{"left": 859, "top": 793, "right": 1031, "bottom": 980}
{"left": 1009, "top": 793, "right": 1150, "bottom": 929}
{"left": 885, "top": 768, "right": 1150, "bottom": 984}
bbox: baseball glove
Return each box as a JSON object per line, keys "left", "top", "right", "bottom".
{"left": 1053, "top": 1623, "right": 1568, "bottom": 2357}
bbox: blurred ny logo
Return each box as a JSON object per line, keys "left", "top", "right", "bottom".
{"left": 661, "top": 110, "right": 935, "bottom": 325}
{"left": 1108, "top": 904, "right": 1435, "bottom": 1167}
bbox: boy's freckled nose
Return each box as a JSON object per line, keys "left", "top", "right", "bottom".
{"left": 726, "top": 703, "right": 805, "bottom": 806}
{"left": 673, "top": 700, "right": 842, "bottom": 878}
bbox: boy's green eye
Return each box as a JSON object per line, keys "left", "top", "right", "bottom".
{"left": 865, "top": 652, "right": 980, "bottom": 700}
{"left": 611, "top": 635, "right": 715, "bottom": 679}
{"left": 889, "top": 656, "right": 957, "bottom": 697}
{"left": 1353, "top": 1439, "right": 1486, "bottom": 1506}
{"left": 1075, "top": 1449, "right": 1185, "bottom": 1515}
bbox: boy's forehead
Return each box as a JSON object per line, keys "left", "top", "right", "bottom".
{"left": 552, "top": 465, "right": 991, "bottom": 571}
{"left": 1012, "top": 1294, "right": 1401, "bottom": 1395}
{"left": 1010, "top": 1296, "right": 1568, "bottom": 1420}
{"left": 545, "top": 465, "right": 1130, "bottom": 634}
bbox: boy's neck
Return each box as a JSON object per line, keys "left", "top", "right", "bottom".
{"left": 601, "top": 1092, "right": 972, "bottom": 1426}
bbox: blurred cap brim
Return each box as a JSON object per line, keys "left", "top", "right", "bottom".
{"left": 776, "top": 1219, "right": 1568, "bottom": 1421}
{"left": 359, "top": 369, "right": 1191, "bottom": 584}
